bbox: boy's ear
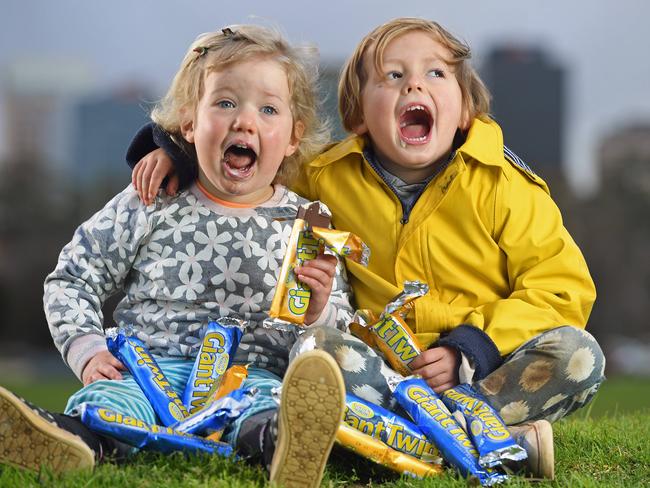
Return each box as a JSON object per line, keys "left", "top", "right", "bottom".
{"left": 459, "top": 104, "right": 472, "bottom": 131}
{"left": 352, "top": 118, "right": 368, "bottom": 136}
{"left": 180, "top": 109, "right": 195, "bottom": 143}
{"left": 285, "top": 121, "right": 305, "bottom": 157}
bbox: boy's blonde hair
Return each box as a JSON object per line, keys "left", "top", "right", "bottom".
{"left": 339, "top": 18, "right": 491, "bottom": 133}
{"left": 152, "top": 25, "right": 328, "bottom": 185}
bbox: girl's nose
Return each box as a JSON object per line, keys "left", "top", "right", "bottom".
{"left": 232, "top": 109, "right": 256, "bottom": 133}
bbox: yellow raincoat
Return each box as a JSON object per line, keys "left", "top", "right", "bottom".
{"left": 293, "top": 117, "right": 595, "bottom": 356}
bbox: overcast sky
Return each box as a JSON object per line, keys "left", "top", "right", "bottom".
{"left": 2, "top": 0, "right": 649, "bottom": 194}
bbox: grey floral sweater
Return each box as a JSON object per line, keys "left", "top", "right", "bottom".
{"left": 44, "top": 183, "right": 354, "bottom": 380}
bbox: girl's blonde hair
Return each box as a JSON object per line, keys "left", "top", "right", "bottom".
{"left": 151, "top": 25, "right": 328, "bottom": 186}
{"left": 339, "top": 18, "right": 491, "bottom": 133}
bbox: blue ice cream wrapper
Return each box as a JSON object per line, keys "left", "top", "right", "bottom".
{"left": 172, "top": 387, "right": 257, "bottom": 436}
{"left": 182, "top": 318, "right": 246, "bottom": 414}
{"left": 442, "top": 384, "right": 527, "bottom": 468}
{"left": 345, "top": 393, "right": 441, "bottom": 463}
{"left": 391, "top": 376, "right": 507, "bottom": 486}
{"left": 106, "top": 326, "right": 188, "bottom": 426}
{"left": 77, "top": 403, "right": 233, "bottom": 457}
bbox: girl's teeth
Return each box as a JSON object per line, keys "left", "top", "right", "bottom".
{"left": 400, "top": 140, "right": 407, "bottom": 148}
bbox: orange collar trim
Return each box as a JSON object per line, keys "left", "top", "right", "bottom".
{"left": 195, "top": 180, "right": 259, "bottom": 208}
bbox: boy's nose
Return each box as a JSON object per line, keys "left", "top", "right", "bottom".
{"left": 402, "top": 75, "right": 423, "bottom": 95}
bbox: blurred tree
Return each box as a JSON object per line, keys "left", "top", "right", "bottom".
{"left": 0, "top": 157, "right": 77, "bottom": 347}
{"left": 576, "top": 124, "right": 650, "bottom": 345}
{"left": 0, "top": 156, "right": 125, "bottom": 349}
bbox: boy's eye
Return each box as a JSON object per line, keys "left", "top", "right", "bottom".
{"left": 427, "top": 69, "right": 445, "bottom": 78}
{"left": 216, "top": 100, "right": 235, "bottom": 109}
{"left": 261, "top": 105, "right": 278, "bottom": 115}
{"left": 386, "top": 71, "right": 403, "bottom": 80}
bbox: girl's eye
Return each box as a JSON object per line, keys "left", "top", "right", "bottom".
{"left": 261, "top": 105, "right": 278, "bottom": 115}
{"left": 217, "top": 100, "right": 235, "bottom": 109}
{"left": 387, "top": 71, "right": 403, "bottom": 80}
{"left": 427, "top": 69, "right": 445, "bottom": 78}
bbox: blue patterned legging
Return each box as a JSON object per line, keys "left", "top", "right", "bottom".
{"left": 64, "top": 359, "right": 282, "bottom": 447}
{"left": 290, "top": 325, "right": 605, "bottom": 425}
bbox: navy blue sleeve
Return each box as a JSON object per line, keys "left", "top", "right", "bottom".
{"left": 125, "top": 122, "right": 197, "bottom": 190}
{"left": 437, "top": 324, "right": 503, "bottom": 380}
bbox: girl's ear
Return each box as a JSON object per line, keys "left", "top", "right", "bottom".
{"left": 284, "top": 121, "right": 305, "bottom": 157}
{"left": 180, "top": 109, "right": 195, "bottom": 143}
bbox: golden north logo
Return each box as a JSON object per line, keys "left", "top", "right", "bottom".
{"left": 348, "top": 401, "right": 374, "bottom": 419}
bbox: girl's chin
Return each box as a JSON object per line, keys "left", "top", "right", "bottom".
{"left": 223, "top": 163, "right": 256, "bottom": 180}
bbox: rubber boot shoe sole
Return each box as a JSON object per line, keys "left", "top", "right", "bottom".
{"left": 0, "top": 386, "right": 95, "bottom": 474}
{"left": 270, "top": 350, "right": 345, "bottom": 488}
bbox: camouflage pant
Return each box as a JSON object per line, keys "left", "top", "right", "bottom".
{"left": 290, "top": 325, "right": 605, "bottom": 425}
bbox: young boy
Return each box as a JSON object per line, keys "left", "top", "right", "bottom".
{"left": 128, "top": 18, "right": 605, "bottom": 480}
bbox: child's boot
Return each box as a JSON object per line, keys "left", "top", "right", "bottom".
{"left": 508, "top": 419, "right": 555, "bottom": 480}
{"left": 269, "top": 350, "right": 346, "bottom": 488}
{"left": 0, "top": 385, "right": 95, "bottom": 473}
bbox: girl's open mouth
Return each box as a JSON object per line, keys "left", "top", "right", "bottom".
{"left": 398, "top": 104, "right": 433, "bottom": 145}
{"left": 223, "top": 143, "right": 257, "bottom": 179}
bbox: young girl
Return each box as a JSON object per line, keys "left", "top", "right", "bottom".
{"left": 0, "top": 25, "right": 350, "bottom": 488}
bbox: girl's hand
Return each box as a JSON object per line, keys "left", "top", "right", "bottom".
{"left": 81, "top": 351, "right": 127, "bottom": 386}
{"left": 296, "top": 254, "right": 338, "bottom": 325}
{"left": 409, "top": 346, "right": 459, "bottom": 393}
{"left": 132, "top": 148, "right": 178, "bottom": 205}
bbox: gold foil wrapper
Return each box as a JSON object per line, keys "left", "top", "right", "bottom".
{"left": 311, "top": 226, "right": 370, "bottom": 266}
{"left": 384, "top": 281, "right": 429, "bottom": 316}
{"left": 268, "top": 201, "right": 369, "bottom": 326}
{"left": 268, "top": 216, "right": 320, "bottom": 324}
{"left": 370, "top": 313, "right": 424, "bottom": 376}
{"left": 204, "top": 365, "right": 249, "bottom": 442}
{"left": 336, "top": 423, "right": 443, "bottom": 478}
{"left": 205, "top": 364, "right": 249, "bottom": 407}
{"left": 349, "top": 284, "right": 427, "bottom": 375}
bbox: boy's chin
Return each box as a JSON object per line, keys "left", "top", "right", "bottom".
{"left": 392, "top": 148, "right": 441, "bottom": 165}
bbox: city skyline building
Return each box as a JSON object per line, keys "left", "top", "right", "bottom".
{"left": 2, "top": 58, "right": 94, "bottom": 168}
{"left": 481, "top": 45, "right": 565, "bottom": 179}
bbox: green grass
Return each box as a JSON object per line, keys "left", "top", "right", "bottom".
{"left": 1, "top": 377, "right": 649, "bottom": 487}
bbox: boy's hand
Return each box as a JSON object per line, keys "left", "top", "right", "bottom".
{"left": 410, "top": 346, "right": 459, "bottom": 393}
{"left": 296, "top": 254, "right": 338, "bottom": 325}
{"left": 132, "top": 148, "right": 178, "bottom": 205}
{"left": 82, "top": 351, "right": 127, "bottom": 386}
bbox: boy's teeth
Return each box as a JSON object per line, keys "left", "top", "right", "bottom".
{"left": 400, "top": 135, "right": 428, "bottom": 146}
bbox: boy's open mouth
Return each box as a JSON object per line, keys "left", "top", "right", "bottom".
{"left": 223, "top": 143, "right": 257, "bottom": 178}
{"left": 398, "top": 104, "right": 432, "bottom": 145}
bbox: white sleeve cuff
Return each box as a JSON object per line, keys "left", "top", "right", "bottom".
{"left": 306, "top": 302, "right": 337, "bottom": 328}
{"left": 458, "top": 352, "right": 477, "bottom": 384}
{"left": 66, "top": 334, "right": 109, "bottom": 382}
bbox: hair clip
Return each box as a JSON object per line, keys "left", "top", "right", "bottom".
{"left": 193, "top": 46, "right": 208, "bottom": 57}
{"left": 222, "top": 28, "right": 235, "bottom": 37}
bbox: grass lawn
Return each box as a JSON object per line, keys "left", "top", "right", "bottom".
{"left": 1, "top": 376, "right": 649, "bottom": 487}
